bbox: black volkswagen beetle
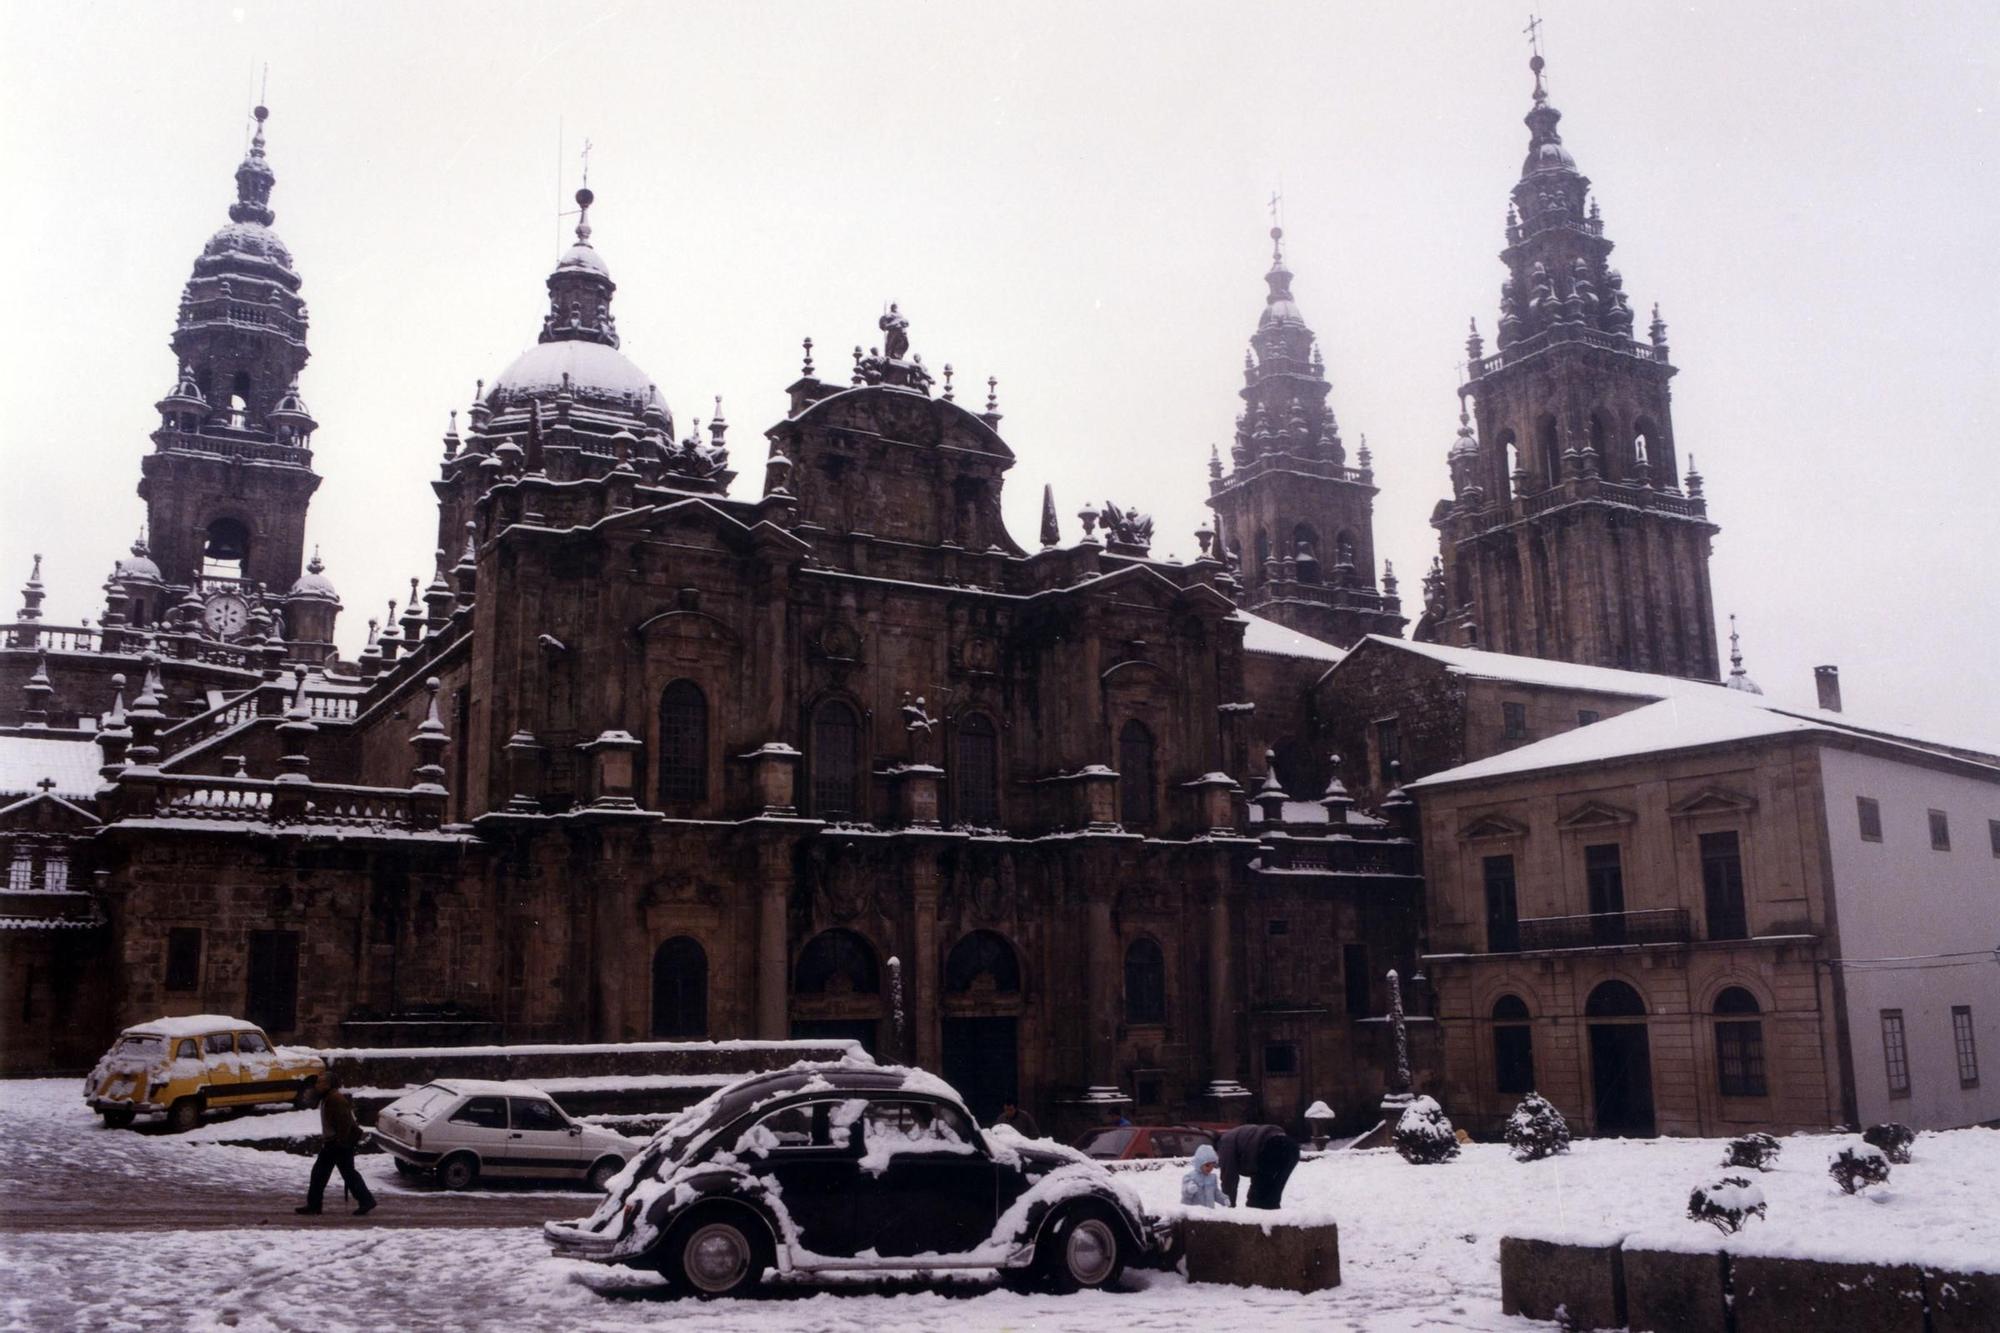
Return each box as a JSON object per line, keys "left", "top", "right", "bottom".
{"left": 545, "top": 1061, "right": 1172, "bottom": 1297}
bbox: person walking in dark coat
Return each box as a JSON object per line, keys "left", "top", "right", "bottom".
{"left": 1216, "top": 1122, "right": 1300, "bottom": 1209}
{"left": 296, "top": 1067, "right": 376, "bottom": 1216}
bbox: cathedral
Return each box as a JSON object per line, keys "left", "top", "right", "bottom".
{"left": 0, "top": 54, "right": 1740, "bottom": 1134}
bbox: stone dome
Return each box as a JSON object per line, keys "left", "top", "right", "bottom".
{"left": 487, "top": 339, "right": 662, "bottom": 413}
{"left": 289, "top": 551, "right": 338, "bottom": 600}
{"left": 555, "top": 242, "right": 610, "bottom": 278}
{"left": 116, "top": 543, "right": 162, "bottom": 583}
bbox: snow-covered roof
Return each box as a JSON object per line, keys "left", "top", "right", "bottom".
{"left": 1235, "top": 611, "right": 1348, "bottom": 664}
{"left": 1410, "top": 690, "right": 2000, "bottom": 790}
{"left": 125, "top": 1014, "right": 258, "bottom": 1037}
{"left": 1348, "top": 635, "right": 1710, "bottom": 701}
{"left": 488, "top": 339, "right": 658, "bottom": 408}
{"left": 0, "top": 734, "right": 101, "bottom": 799}
{"left": 422, "top": 1078, "right": 552, "bottom": 1098}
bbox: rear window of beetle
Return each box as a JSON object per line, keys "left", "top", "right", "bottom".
{"left": 116, "top": 1035, "right": 167, "bottom": 1059}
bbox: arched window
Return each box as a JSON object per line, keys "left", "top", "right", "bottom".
{"left": 1634, "top": 415, "right": 1668, "bottom": 484}
{"left": 1589, "top": 411, "right": 1613, "bottom": 479}
{"left": 1124, "top": 937, "right": 1166, "bottom": 1024}
{"left": 1493, "top": 994, "right": 1535, "bottom": 1093}
{"left": 945, "top": 930, "right": 1021, "bottom": 995}
{"left": 1334, "top": 530, "right": 1357, "bottom": 569}
{"left": 1537, "top": 414, "right": 1561, "bottom": 484}
{"left": 228, "top": 371, "right": 253, "bottom": 430}
{"left": 1498, "top": 429, "right": 1520, "bottom": 498}
{"left": 1585, "top": 979, "right": 1646, "bottom": 1018}
{"left": 657, "top": 680, "right": 708, "bottom": 804}
{"left": 1713, "top": 986, "right": 1767, "bottom": 1097}
{"left": 1118, "top": 720, "right": 1156, "bottom": 827}
{"left": 811, "top": 700, "right": 861, "bottom": 819}
{"left": 202, "top": 518, "right": 250, "bottom": 579}
{"left": 955, "top": 713, "right": 1000, "bottom": 827}
{"left": 1253, "top": 529, "right": 1271, "bottom": 577}
{"left": 651, "top": 936, "right": 708, "bottom": 1038}
{"left": 794, "top": 929, "right": 880, "bottom": 995}
{"left": 1293, "top": 524, "right": 1321, "bottom": 584}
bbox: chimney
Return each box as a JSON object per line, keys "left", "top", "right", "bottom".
{"left": 1814, "top": 665, "right": 1843, "bottom": 713}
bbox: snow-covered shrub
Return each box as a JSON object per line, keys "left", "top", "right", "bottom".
{"left": 1503, "top": 1092, "right": 1571, "bottom": 1161}
{"left": 1687, "top": 1174, "right": 1767, "bottom": 1233}
{"left": 1394, "top": 1095, "right": 1460, "bottom": 1165}
{"left": 1829, "top": 1143, "right": 1892, "bottom": 1194}
{"left": 1722, "top": 1132, "right": 1782, "bottom": 1171}
{"left": 1862, "top": 1122, "right": 1915, "bottom": 1165}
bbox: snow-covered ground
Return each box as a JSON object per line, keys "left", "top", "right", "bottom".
{"left": 2, "top": 1075, "right": 1996, "bottom": 1330}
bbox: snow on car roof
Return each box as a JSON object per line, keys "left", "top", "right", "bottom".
{"left": 424, "top": 1078, "right": 554, "bottom": 1098}
{"left": 125, "top": 1014, "right": 257, "bottom": 1037}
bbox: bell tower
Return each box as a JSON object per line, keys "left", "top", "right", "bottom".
{"left": 1206, "top": 227, "right": 1404, "bottom": 647}
{"left": 1421, "top": 53, "right": 1719, "bottom": 678}
{"left": 139, "top": 104, "right": 321, "bottom": 610}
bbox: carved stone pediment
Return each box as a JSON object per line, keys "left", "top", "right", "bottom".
{"left": 1556, "top": 799, "right": 1636, "bottom": 830}
{"left": 1667, "top": 786, "right": 1759, "bottom": 819}
{"left": 1458, "top": 812, "right": 1529, "bottom": 841}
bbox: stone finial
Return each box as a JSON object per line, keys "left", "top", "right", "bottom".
{"left": 18, "top": 553, "right": 46, "bottom": 622}
{"left": 96, "top": 672, "right": 132, "bottom": 779}
{"left": 801, "top": 336, "right": 815, "bottom": 378}
{"left": 942, "top": 363, "right": 955, "bottom": 402}
{"left": 1039, "top": 484, "right": 1060, "bottom": 549}
{"left": 1208, "top": 443, "right": 1223, "bottom": 481}
{"left": 409, "top": 676, "right": 450, "bottom": 793}
{"left": 1320, "top": 753, "right": 1354, "bottom": 821}
{"left": 21, "top": 647, "right": 53, "bottom": 728}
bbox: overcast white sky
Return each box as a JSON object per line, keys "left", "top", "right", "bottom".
{"left": 3, "top": 1, "right": 1995, "bottom": 744}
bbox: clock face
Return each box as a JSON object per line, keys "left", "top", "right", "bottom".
{"left": 202, "top": 592, "right": 250, "bottom": 639}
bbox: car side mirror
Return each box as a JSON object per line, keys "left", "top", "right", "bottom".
{"left": 568, "top": 1124, "right": 582, "bottom": 1135}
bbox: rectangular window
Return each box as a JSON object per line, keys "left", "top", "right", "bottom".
{"left": 1483, "top": 854, "right": 1520, "bottom": 953}
{"left": 1857, "top": 796, "right": 1883, "bottom": 842}
{"left": 246, "top": 929, "right": 301, "bottom": 1035}
{"left": 1342, "top": 944, "right": 1370, "bottom": 1016}
{"left": 1375, "top": 719, "right": 1401, "bottom": 784}
{"left": 1577, "top": 709, "right": 1601, "bottom": 726}
{"left": 1502, "top": 701, "right": 1528, "bottom": 740}
{"left": 1263, "top": 1042, "right": 1300, "bottom": 1076}
{"left": 1700, "top": 830, "right": 1748, "bottom": 941}
{"left": 1715, "top": 1020, "right": 1768, "bottom": 1097}
{"left": 164, "top": 928, "right": 203, "bottom": 993}
{"left": 1929, "top": 809, "right": 1951, "bottom": 851}
{"left": 1585, "top": 843, "right": 1625, "bottom": 943}
{"left": 1881, "top": 1010, "right": 1911, "bottom": 1097}
{"left": 40, "top": 852, "right": 67, "bottom": 892}
{"left": 1954, "top": 1006, "right": 1980, "bottom": 1087}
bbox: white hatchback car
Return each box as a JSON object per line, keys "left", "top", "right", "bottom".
{"left": 373, "top": 1079, "right": 634, "bottom": 1191}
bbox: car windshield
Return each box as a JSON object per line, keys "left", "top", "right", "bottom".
{"left": 116, "top": 1035, "right": 167, "bottom": 1059}
{"left": 1077, "top": 1127, "right": 1137, "bottom": 1157}
{"left": 395, "top": 1085, "right": 459, "bottom": 1121}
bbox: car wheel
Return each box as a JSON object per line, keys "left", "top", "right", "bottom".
{"left": 663, "top": 1215, "right": 765, "bottom": 1298}
{"left": 585, "top": 1157, "right": 622, "bottom": 1192}
{"left": 166, "top": 1098, "right": 203, "bottom": 1134}
{"left": 1037, "top": 1203, "right": 1125, "bottom": 1293}
{"left": 437, "top": 1153, "right": 479, "bottom": 1191}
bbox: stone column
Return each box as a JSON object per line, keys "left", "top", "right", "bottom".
{"left": 1084, "top": 884, "right": 1121, "bottom": 1096}
{"left": 912, "top": 858, "right": 942, "bottom": 1071}
{"left": 1206, "top": 884, "right": 1243, "bottom": 1098}
{"left": 756, "top": 841, "right": 790, "bottom": 1040}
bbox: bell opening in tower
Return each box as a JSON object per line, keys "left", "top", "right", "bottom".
{"left": 202, "top": 518, "right": 250, "bottom": 580}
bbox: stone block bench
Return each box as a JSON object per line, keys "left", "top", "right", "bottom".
{"left": 1499, "top": 1230, "right": 1991, "bottom": 1333}
{"left": 1181, "top": 1212, "right": 1341, "bottom": 1294}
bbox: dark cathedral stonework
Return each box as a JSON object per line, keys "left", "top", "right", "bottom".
{"left": 0, "top": 111, "right": 1434, "bottom": 1133}
{"left": 1417, "top": 55, "right": 1721, "bottom": 680}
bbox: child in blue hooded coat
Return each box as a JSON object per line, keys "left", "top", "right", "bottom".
{"left": 1181, "top": 1142, "right": 1227, "bottom": 1207}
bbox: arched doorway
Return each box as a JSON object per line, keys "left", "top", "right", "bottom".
{"left": 790, "top": 928, "right": 884, "bottom": 1056}
{"left": 942, "top": 929, "right": 1021, "bottom": 1124}
{"left": 1585, "top": 979, "right": 1654, "bottom": 1136}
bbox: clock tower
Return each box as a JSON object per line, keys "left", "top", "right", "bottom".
{"left": 138, "top": 105, "right": 326, "bottom": 644}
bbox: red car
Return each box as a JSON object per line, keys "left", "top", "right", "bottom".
{"left": 1072, "top": 1124, "right": 1219, "bottom": 1161}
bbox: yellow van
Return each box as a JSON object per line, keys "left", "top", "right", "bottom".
{"left": 85, "top": 1015, "right": 325, "bottom": 1131}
